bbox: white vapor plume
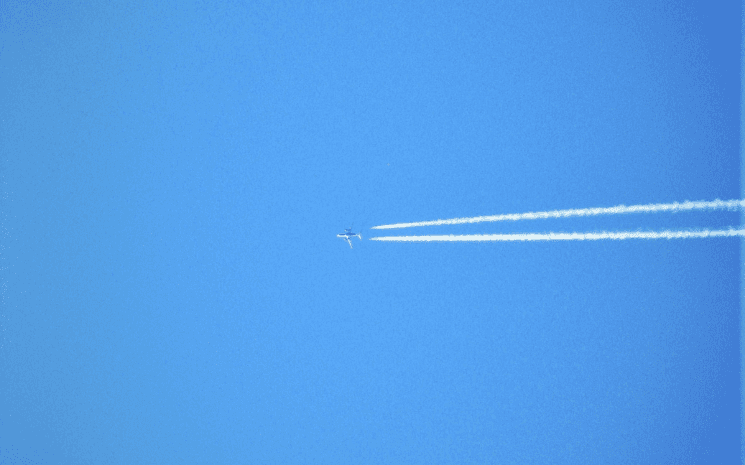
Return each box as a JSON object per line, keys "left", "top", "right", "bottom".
{"left": 372, "top": 199, "right": 745, "bottom": 230}
{"left": 370, "top": 229, "right": 745, "bottom": 242}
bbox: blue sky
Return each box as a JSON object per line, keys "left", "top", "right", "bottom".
{"left": 1, "top": 1, "right": 741, "bottom": 463}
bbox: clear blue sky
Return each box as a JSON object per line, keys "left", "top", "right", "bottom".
{"left": 1, "top": 1, "right": 741, "bottom": 463}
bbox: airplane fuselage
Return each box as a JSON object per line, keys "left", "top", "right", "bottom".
{"left": 338, "top": 230, "right": 362, "bottom": 248}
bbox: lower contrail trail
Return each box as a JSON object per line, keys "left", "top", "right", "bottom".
{"left": 370, "top": 229, "right": 745, "bottom": 242}
{"left": 372, "top": 199, "right": 745, "bottom": 229}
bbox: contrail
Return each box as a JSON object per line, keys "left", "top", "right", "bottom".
{"left": 370, "top": 229, "right": 745, "bottom": 242}
{"left": 372, "top": 199, "right": 745, "bottom": 229}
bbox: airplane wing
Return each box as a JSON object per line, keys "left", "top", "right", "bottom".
{"left": 346, "top": 237, "right": 353, "bottom": 248}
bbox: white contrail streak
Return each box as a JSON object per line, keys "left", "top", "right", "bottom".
{"left": 372, "top": 199, "right": 745, "bottom": 229}
{"left": 370, "top": 229, "right": 745, "bottom": 242}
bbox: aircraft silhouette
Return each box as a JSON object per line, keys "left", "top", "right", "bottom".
{"left": 337, "top": 228, "right": 362, "bottom": 249}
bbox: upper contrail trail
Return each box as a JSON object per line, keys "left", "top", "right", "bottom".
{"left": 372, "top": 199, "right": 745, "bottom": 230}
{"left": 370, "top": 229, "right": 745, "bottom": 242}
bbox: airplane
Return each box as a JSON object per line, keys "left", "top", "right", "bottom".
{"left": 337, "top": 228, "right": 362, "bottom": 249}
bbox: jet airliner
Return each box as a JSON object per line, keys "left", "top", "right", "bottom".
{"left": 337, "top": 228, "right": 362, "bottom": 248}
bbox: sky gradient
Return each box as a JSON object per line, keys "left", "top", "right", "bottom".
{"left": 1, "top": 1, "right": 742, "bottom": 463}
